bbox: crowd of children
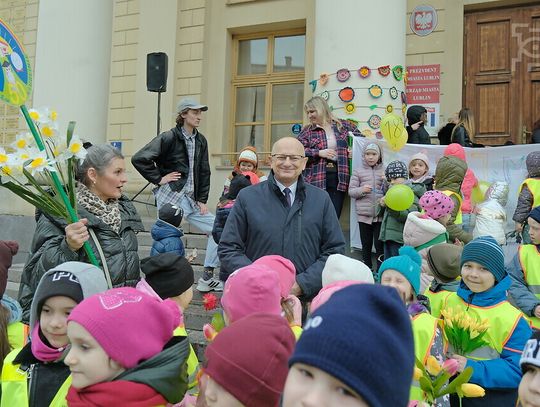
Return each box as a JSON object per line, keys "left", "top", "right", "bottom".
{"left": 0, "top": 142, "right": 540, "bottom": 407}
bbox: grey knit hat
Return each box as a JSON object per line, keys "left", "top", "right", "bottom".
{"left": 427, "top": 244, "right": 463, "bottom": 283}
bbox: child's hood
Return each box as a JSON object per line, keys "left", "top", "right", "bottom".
{"left": 116, "top": 336, "right": 190, "bottom": 404}
{"left": 1, "top": 295, "right": 22, "bottom": 324}
{"left": 403, "top": 212, "right": 447, "bottom": 247}
{"left": 29, "top": 262, "right": 109, "bottom": 331}
{"left": 434, "top": 156, "right": 467, "bottom": 193}
{"left": 484, "top": 181, "right": 509, "bottom": 206}
{"left": 361, "top": 142, "right": 383, "bottom": 167}
{"left": 457, "top": 274, "right": 511, "bottom": 307}
{"left": 526, "top": 151, "right": 540, "bottom": 177}
{"left": 443, "top": 143, "right": 466, "bottom": 162}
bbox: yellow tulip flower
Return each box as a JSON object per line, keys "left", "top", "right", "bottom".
{"left": 461, "top": 383, "right": 485, "bottom": 398}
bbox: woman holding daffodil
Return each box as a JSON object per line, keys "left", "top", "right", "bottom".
{"left": 18, "top": 143, "right": 144, "bottom": 323}
{"left": 441, "top": 236, "right": 531, "bottom": 407}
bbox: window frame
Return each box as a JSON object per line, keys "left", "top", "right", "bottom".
{"left": 229, "top": 28, "right": 306, "bottom": 156}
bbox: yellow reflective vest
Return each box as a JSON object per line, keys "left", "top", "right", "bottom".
{"left": 424, "top": 289, "right": 453, "bottom": 319}
{"left": 442, "top": 190, "right": 463, "bottom": 224}
{"left": 173, "top": 325, "right": 200, "bottom": 394}
{"left": 410, "top": 312, "right": 440, "bottom": 402}
{"left": 291, "top": 325, "right": 303, "bottom": 340}
{"left": 519, "top": 244, "right": 540, "bottom": 329}
{"left": 519, "top": 178, "right": 540, "bottom": 208}
{"left": 1, "top": 347, "right": 70, "bottom": 407}
{"left": 7, "top": 322, "right": 29, "bottom": 349}
{"left": 443, "top": 294, "right": 523, "bottom": 360}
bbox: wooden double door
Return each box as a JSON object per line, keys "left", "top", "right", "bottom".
{"left": 464, "top": 4, "right": 540, "bottom": 145}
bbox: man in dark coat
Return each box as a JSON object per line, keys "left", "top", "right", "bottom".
{"left": 218, "top": 137, "right": 345, "bottom": 299}
{"left": 406, "top": 105, "right": 432, "bottom": 144}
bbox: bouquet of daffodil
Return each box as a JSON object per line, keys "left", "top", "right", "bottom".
{"left": 0, "top": 107, "right": 86, "bottom": 220}
{"left": 441, "top": 307, "right": 490, "bottom": 355}
{"left": 410, "top": 356, "right": 485, "bottom": 406}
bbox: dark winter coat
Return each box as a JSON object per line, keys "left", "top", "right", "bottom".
{"left": 434, "top": 156, "right": 473, "bottom": 244}
{"left": 438, "top": 122, "right": 456, "bottom": 145}
{"left": 18, "top": 196, "right": 143, "bottom": 323}
{"left": 451, "top": 125, "right": 473, "bottom": 148}
{"left": 513, "top": 151, "right": 540, "bottom": 223}
{"left": 131, "top": 125, "right": 211, "bottom": 203}
{"left": 218, "top": 172, "right": 345, "bottom": 298}
{"left": 150, "top": 219, "right": 185, "bottom": 257}
{"left": 212, "top": 204, "right": 233, "bottom": 245}
{"left": 406, "top": 105, "right": 431, "bottom": 144}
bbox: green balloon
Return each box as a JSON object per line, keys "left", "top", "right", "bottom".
{"left": 385, "top": 184, "right": 414, "bottom": 211}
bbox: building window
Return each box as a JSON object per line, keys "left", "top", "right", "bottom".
{"left": 230, "top": 29, "right": 305, "bottom": 160}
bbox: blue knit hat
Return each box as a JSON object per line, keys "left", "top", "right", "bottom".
{"left": 529, "top": 206, "right": 540, "bottom": 224}
{"left": 289, "top": 285, "right": 414, "bottom": 407}
{"left": 461, "top": 236, "right": 506, "bottom": 282}
{"left": 378, "top": 246, "right": 422, "bottom": 295}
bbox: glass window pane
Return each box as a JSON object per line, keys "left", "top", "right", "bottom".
{"left": 272, "top": 83, "right": 304, "bottom": 122}
{"left": 235, "top": 125, "right": 264, "bottom": 152}
{"left": 273, "top": 35, "right": 305, "bottom": 72}
{"left": 238, "top": 38, "right": 267, "bottom": 75}
{"left": 271, "top": 124, "right": 300, "bottom": 146}
{"left": 235, "top": 86, "right": 266, "bottom": 123}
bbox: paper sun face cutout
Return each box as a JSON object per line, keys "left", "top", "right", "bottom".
{"left": 344, "top": 103, "right": 356, "bottom": 114}
{"left": 320, "top": 90, "right": 330, "bottom": 101}
{"left": 378, "top": 65, "right": 391, "bottom": 76}
{"left": 368, "top": 85, "right": 382, "bottom": 98}
{"left": 368, "top": 114, "right": 381, "bottom": 129}
{"left": 392, "top": 65, "right": 404, "bottom": 81}
{"left": 338, "top": 87, "right": 355, "bottom": 102}
{"left": 389, "top": 86, "right": 398, "bottom": 100}
{"left": 336, "top": 68, "right": 351, "bottom": 82}
{"left": 358, "top": 66, "right": 370, "bottom": 78}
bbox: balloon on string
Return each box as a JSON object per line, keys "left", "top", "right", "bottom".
{"left": 471, "top": 181, "right": 491, "bottom": 204}
{"left": 385, "top": 184, "right": 414, "bottom": 211}
{"left": 380, "top": 113, "right": 407, "bottom": 151}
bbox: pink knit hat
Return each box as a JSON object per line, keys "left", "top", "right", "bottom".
{"left": 253, "top": 255, "right": 296, "bottom": 298}
{"left": 310, "top": 280, "right": 362, "bottom": 313}
{"left": 67, "top": 287, "right": 180, "bottom": 368}
{"left": 409, "top": 151, "right": 430, "bottom": 170}
{"left": 419, "top": 190, "right": 455, "bottom": 220}
{"left": 221, "top": 264, "right": 282, "bottom": 324}
{"left": 444, "top": 143, "right": 466, "bottom": 161}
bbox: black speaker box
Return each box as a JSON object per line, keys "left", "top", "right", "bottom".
{"left": 147, "top": 52, "right": 168, "bottom": 92}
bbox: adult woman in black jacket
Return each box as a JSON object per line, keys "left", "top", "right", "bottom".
{"left": 451, "top": 108, "right": 483, "bottom": 147}
{"left": 18, "top": 144, "right": 143, "bottom": 322}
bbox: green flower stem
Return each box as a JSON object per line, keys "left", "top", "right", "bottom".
{"left": 20, "top": 104, "right": 99, "bottom": 267}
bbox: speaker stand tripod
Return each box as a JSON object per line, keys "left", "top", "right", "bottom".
{"left": 130, "top": 91, "right": 162, "bottom": 206}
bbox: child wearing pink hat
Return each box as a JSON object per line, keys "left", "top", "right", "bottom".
{"left": 64, "top": 287, "right": 190, "bottom": 406}
{"left": 409, "top": 151, "right": 434, "bottom": 191}
{"left": 403, "top": 190, "right": 455, "bottom": 291}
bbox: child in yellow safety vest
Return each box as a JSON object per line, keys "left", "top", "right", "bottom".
{"left": 0, "top": 240, "right": 28, "bottom": 372}
{"left": 137, "top": 252, "right": 199, "bottom": 406}
{"left": 1, "top": 262, "right": 108, "bottom": 407}
{"left": 378, "top": 246, "right": 449, "bottom": 406}
{"left": 513, "top": 151, "right": 540, "bottom": 243}
{"left": 444, "top": 236, "right": 532, "bottom": 407}
{"left": 518, "top": 330, "right": 540, "bottom": 407}
{"left": 64, "top": 287, "right": 189, "bottom": 406}
{"left": 508, "top": 206, "right": 540, "bottom": 331}
{"left": 425, "top": 243, "right": 463, "bottom": 318}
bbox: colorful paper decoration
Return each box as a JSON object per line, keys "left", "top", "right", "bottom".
{"left": 380, "top": 113, "right": 407, "bottom": 151}
{"left": 362, "top": 129, "right": 374, "bottom": 138}
{"left": 392, "top": 65, "right": 404, "bottom": 81}
{"left": 336, "top": 68, "right": 351, "bottom": 82}
{"left": 368, "top": 114, "right": 381, "bottom": 129}
{"left": 402, "top": 103, "right": 407, "bottom": 115}
{"left": 345, "top": 103, "right": 356, "bottom": 114}
{"left": 338, "top": 87, "right": 355, "bottom": 102}
{"left": 378, "top": 65, "right": 391, "bottom": 76}
{"left": 386, "top": 105, "right": 393, "bottom": 113}
{"left": 369, "top": 104, "right": 378, "bottom": 110}
{"left": 358, "top": 66, "right": 370, "bottom": 78}
{"left": 309, "top": 80, "right": 317, "bottom": 93}
{"left": 401, "top": 91, "right": 407, "bottom": 104}
{"left": 319, "top": 73, "right": 330, "bottom": 86}
{"left": 321, "top": 91, "right": 330, "bottom": 101}
{"left": 389, "top": 86, "right": 398, "bottom": 100}
{"left": 368, "top": 85, "right": 382, "bottom": 98}
{"left": 0, "top": 20, "right": 32, "bottom": 106}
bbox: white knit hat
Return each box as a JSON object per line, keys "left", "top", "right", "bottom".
{"left": 322, "top": 254, "right": 374, "bottom": 287}
{"left": 237, "top": 147, "right": 258, "bottom": 166}
{"left": 409, "top": 151, "right": 430, "bottom": 169}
